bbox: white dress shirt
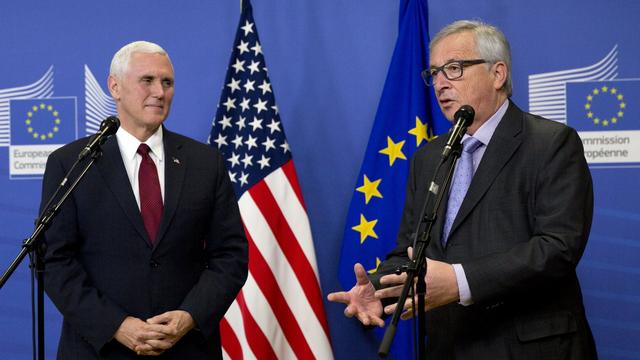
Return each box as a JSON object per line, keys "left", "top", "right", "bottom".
{"left": 115, "top": 126, "right": 165, "bottom": 209}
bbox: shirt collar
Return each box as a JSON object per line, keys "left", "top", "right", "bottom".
{"left": 462, "top": 99, "right": 509, "bottom": 146}
{"left": 116, "top": 126, "right": 164, "bottom": 161}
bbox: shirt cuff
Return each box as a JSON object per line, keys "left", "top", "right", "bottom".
{"left": 452, "top": 263, "right": 473, "bottom": 306}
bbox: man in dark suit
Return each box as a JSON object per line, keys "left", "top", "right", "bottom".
{"left": 41, "top": 41, "right": 248, "bottom": 359}
{"left": 328, "top": 20, "right": 597, "bottom": 358}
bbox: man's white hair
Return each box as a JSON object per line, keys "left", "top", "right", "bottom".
{"left": 109, "top": 41, "right": 172, "bottom": 77}
{"left": 430, "top": 20, "right": 512, "bottom": 97}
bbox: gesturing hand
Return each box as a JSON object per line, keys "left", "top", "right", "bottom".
{"left": 375, "top": 247, "right": 459, "bottom": 319}
{"left": 327, "top": 263, "right": 385, "bottom": 327}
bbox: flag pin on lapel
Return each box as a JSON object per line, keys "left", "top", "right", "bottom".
{"left": 172, "top": 157, "right": 180, "bottom": 165}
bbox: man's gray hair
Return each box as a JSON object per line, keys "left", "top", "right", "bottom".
{"left": 110, "top": 41, "right": 172, "bottom": 77}
{"left": 430, "top": 20, "right": 512, "bottom": 96}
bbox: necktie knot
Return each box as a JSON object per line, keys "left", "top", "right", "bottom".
{"left": 137, "top": 143, "right": 151, "bottom": 157}
{"left": 463, "top": 137, "right": 482, "bottom": 154}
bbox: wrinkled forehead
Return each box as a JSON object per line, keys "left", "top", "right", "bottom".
{"left": 429, "top": 32, "right": 477, "bottom": 66}
{"left": 127, "top": 52, "right": 174, "bottom": 75}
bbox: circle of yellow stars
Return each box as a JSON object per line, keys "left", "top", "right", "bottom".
{"left": 25, "top": 103, "right": 62, "bottom": 141}
{"left": 351, "top": 116, "right": 436, "bottom": 273}
{"left": 584, "top": 86, "right": 625, "bottom": 127}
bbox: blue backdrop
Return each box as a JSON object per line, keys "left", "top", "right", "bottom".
{"left": 0, "top": 1, "right": 638, "bottom": 359}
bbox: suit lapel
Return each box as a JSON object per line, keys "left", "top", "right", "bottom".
{"left": 154, "top": 128, "right": 186, "bottom": 249}
{"left": 432, "top": 148, "right": 454, "bottom": 254}
{"left": 448, "top": 102, "right": 524, "bottom": 241}
{"left": 413, "top": 135, "right": 450, "bottom": 254}
{"left": 96, "top": 136, "right": 152, "bottom": 247}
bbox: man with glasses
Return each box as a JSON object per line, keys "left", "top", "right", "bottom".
{"left": 329, "top": 20, "right": 596, "bottom": 358}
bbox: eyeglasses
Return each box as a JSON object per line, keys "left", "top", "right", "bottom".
{"left": 421, "top": 59, "right": 487, "bottom": 86}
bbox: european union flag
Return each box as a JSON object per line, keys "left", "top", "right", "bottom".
{"left": 567, "top": 80, "right": 639, "bottom": 131}
{"left": 337, "top": 0, "right": 448, "bottom": 357}
{"left": 10, "top": 98, "right": 77, "bottom": 145}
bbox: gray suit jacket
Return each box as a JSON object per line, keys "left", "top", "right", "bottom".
{"left": 41, "top": 128, "right": 248, "bottom": 359}
{"left": 374, "top": 102, "right": 597, "bottom": 359}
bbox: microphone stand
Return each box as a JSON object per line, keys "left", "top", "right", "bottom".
{"left": 378, "top": 142, "right": 463, "bottom": 359}
{"left": 0, "top": 145, "right": 105, "bottom": 360}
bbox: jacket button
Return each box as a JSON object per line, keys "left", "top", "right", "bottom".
{"left": 150, "top": 260, "right": 159, "bottom": 268}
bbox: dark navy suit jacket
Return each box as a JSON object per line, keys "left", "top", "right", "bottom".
{"left": 41, "top": 127, "right": 248, "bottom": 359}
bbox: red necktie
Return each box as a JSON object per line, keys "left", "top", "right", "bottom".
{"left": 137, "top": 144, "right": 163, "bottom": 244}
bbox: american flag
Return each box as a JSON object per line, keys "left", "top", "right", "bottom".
{"left": 209, "top": 1, "right": 333, "bottom": 359}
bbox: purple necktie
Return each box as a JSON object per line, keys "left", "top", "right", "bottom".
{"left": 137, "top": 144, "right": 163, "bottom": 244}
{"left": 442, "top": 137, "right": 482, "bottom": 245}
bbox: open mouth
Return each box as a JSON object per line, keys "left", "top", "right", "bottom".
{"left": 438, "top": 98, "right": 454, "bottom": 107}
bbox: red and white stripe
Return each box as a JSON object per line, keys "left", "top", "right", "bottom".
{"left": 222, "top": 160, "right": 333, "bottom": 359}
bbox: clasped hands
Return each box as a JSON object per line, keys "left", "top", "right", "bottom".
{"left": 114, "top": 310, "right": 195, "bottom": 356}
{"left": 327, "top": 247, "right": 459, "bottom": 327}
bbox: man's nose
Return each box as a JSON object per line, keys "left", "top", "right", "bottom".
{"left": 432, "top": 71, "right": 449, "bottom": 90}
{"left": 150, "top": 81, "right": 165, "bottom": 98}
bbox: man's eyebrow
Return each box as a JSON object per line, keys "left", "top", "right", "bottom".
{"left": 430, "top": 58, "right": 459, "bottom": 67}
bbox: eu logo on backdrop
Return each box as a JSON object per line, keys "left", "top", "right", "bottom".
{"left": 0, "top": 65, "right": 112, "bottom": 180}
{"left": 567, "top": 80, "right": 637, "bottom": 132}
{"left": 528, "top": 46, "right": 640, "bottom": 167}
{"left": 9, "top": 97, "right": 77, "bottom": 178}
{"left": 567, "top": 80, "right": 640, "bottom": 165}
{"left": 10, "top": 98, "right": 76, "bottom": 145}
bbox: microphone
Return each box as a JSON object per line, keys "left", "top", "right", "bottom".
{"left": 78, "top": 116, "right": 120, "bottom": 160}
{"left": 441, "top": 105, "right": 475, "bottom": 159}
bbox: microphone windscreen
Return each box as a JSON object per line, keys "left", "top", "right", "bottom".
{"left": 454, "top": 105, "right": 475, "bottom": 126}
{"left": 100, "top": 116, "right": 120, "bottom": 136}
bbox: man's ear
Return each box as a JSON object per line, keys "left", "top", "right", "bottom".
{"left": 492, "top": 61, "right": 508, "bottom": 91}
{"left": 108, "top": 75, "right": 120, "bottom": 100}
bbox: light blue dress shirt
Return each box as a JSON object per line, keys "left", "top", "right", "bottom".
{"left": 451, "top": 100, "right": 509, "bottom": 305}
